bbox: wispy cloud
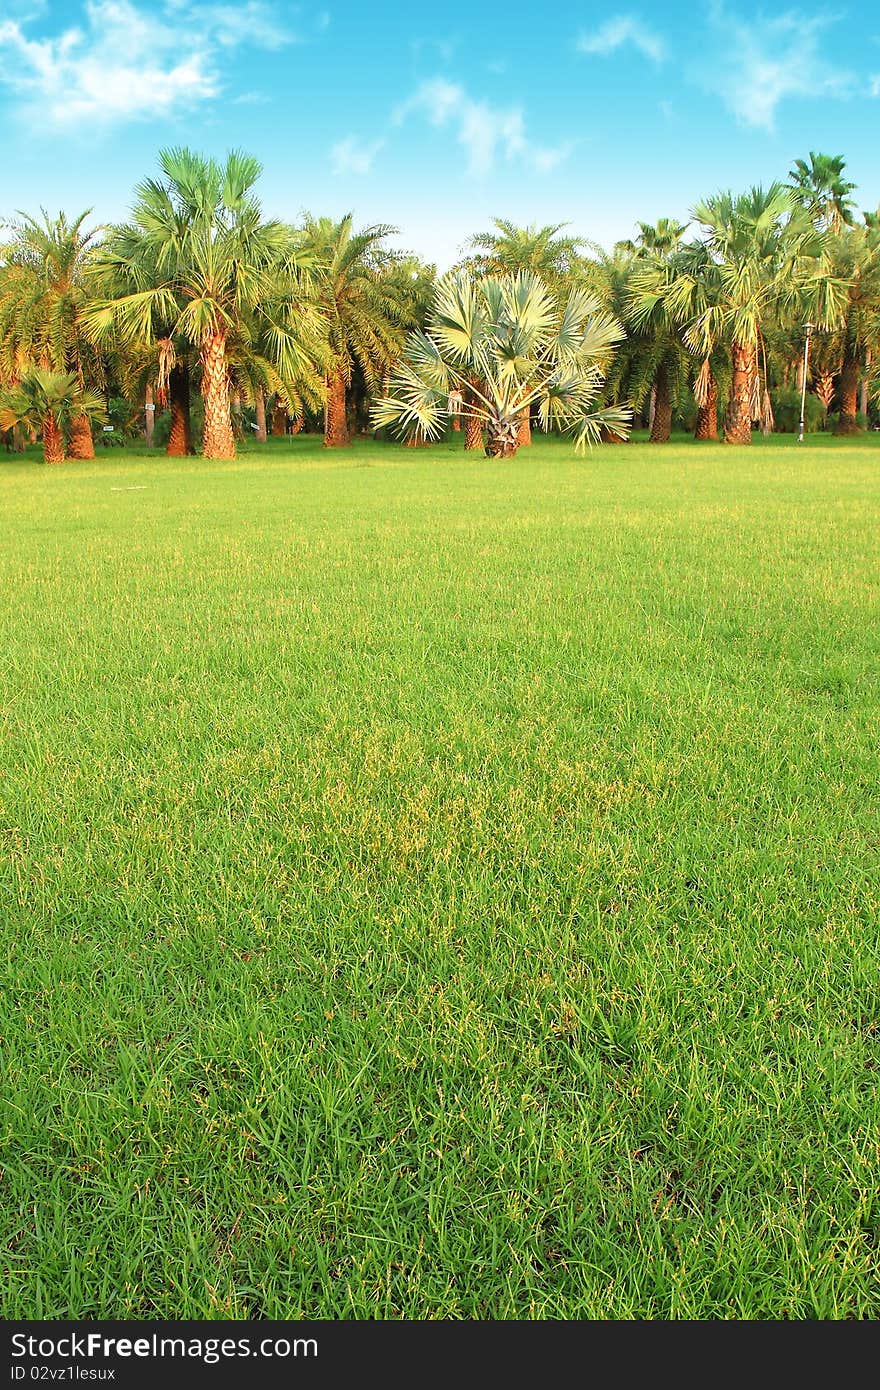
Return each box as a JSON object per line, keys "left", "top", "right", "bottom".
{"left": 578, "top": 15, "right": 666, "bottom": 65}
{"left": 330, "top": 135, "right": 384, "bottom": 175}
{"left": 0, "top": 0, "right": 301, "bottom": 128}
{"left": 871, "top": 74, "right": 880, "bottom": 97}
{"left": 397, "top": 78, "right": 571, "bottom": 177}
{"left": 698, "top": 4, "right": 854, "bottom": 130}
{"left": 189, "top": 1, "right": 291, "bottom": 49}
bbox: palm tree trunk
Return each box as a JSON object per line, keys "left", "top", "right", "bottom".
{"left": 42, "top": 412, "right": 65, "bottom": 464}
{"left": 290, "top": 415, "right": 304, "bottom": 436}
{"left": 144, "top": 382, "right": 155, "bottom": 446}
{"left": 724, "top": 342, "right": 753, "bottom": 444}
{"left": 167, "top": 363, "right": 195, "bottom": 457}
{"left": 860, "top": 348, "right": 872, "bottom": 418}
{"left": 517, "top": 409, "right": 531, "bottom": 447}
{"left": 201, "top": 332, "right": 235, "bottom": 459}
{"left": 464, "top": 388, "right": 483, "bottom": 452}
{"left": 270, "top": 398, "right": 287, "bottom": 435}
{"left": 324, "top": 368, "right": 349, "bottom": 447}
{"left": 68, "top": 414, "right": 95, "bottom": 459}
{"left": 694, "top": 370, "right": 718, "bottom": 440}
{"left": 255, "top": 388, "right": 267, "bottom": 443}
{"left": 650, "top": 360, "right": 672, "bottom": 442}
{"left": 485, "top": 417, "right": 519, "bottom": 458}
{"left": 834, "top": 349, "right": 861, "bottom": 434}
{"left": 815, "top": 374, "right": 835, "bottom": 410}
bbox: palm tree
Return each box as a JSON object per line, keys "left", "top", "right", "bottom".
{"left": 789, "top": 152, "right": 857, "bottom": 232}
{"left": 0, "top": 209, "right": 103, "bottom": 458}
{"left": 623, "top": 220, "right": 690, "bottom": 443}
{"left": 298, "top": 214, "right": 408, "bottom": 448}
{"left": 84, "top": 148, "right": 323, "bottom": 460}
{"left": 465, "top": 219, "right": 587, "bottom": 287}
{"left": 372, "top": 270, "right": 630, "bottom": 457}
{"left": 823, "top": 222, "right": 880, "bottom": 433}
{"left": 0, "top": 369, "right": 105, "bottom": 463}
{"left": 615, "top": 218, "right": 688, "bottom": 262}
{"left": 627, "top": 238, "right": 727, "bottom": 441}
{"left": 689, "top": 186, "right": 838, "bottom": 444}
{"left": 464, "top": 220, "right": 590, "bottom": 445}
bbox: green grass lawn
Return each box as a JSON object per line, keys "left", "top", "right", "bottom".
{"left": 1, "top": 431, "right": 879, "bottom": 1319}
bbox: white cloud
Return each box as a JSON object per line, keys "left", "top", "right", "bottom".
{"left": 194, "top": 2, "right": 291, "bottom": 49}
{"left": 699, "top": 4, "right": 854, "bottom": 130}
{"left": 871, "top": 74, "right": 880, "bottom": 97}
{"left": 398, "top": 78, "right": 570, "bottom": 177}
{"left": 531, "top": 143, "right": 574, "bottom": 174}
{"left": 0, "top": 0, "right": 297, "bottom": 128}
{"left": 330, "top": 135, "right": 384, "bottom": 175}
{"left": 578, "top": 15, "right": 665, "bottom": 65}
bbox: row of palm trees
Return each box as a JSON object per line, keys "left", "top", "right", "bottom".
{"left": 0, "top": 149, "right": 432, "bottom": 463}
{"left": 1, "top": 147, "right": 878, "bottom": 462}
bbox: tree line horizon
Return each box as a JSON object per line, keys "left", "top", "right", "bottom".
{"left": 1, "top": 146, "right": 878, "bottom": 464}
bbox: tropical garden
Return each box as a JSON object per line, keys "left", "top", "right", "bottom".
{"left": 2, "top": 149, "right": 880, "bottom": 1322}
{"left": 2, "top": 146, "right": 878, "bottom": 461}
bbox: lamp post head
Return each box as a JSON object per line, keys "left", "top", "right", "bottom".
{"left": 803, "top": 322, "right": 815, "bottom": 338}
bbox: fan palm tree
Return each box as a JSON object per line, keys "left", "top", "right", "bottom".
{"left": 823, "top": 222, "right": 880, "bottom": 433}
{"left": 0, "top": 368, "right": 105, "bottom": 463}
{"left": 689, "top": 185, "right": 840, "bottom": 444}
{"left": 623, "top": 220, "right": 690, "bottom": 443}
{"left": 372, "top": 270, "right": 630, "bottom": 457}
{"left": 615, "top": 218, "right": 688, "bottom": 262}
{"left": 0, "top": 209, "right": 103, "bottom": 458}
{"left": 789, "top": 152, "right": 857, "bottom": 232}
{"left": 298, "top": 214, "right": 408, "bottom": 448}
{"left": 627, "top": 238, "right": 727, "bottom": 441}
{"left": 464, "top": 220, "right": 591, "bottom": 445}
{"left": 83, "top": 148, "right": 324, "bottom": 460}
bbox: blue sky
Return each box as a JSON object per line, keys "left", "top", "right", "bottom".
{"left": 1, "top": 0, "right": 879, "bottom": 267}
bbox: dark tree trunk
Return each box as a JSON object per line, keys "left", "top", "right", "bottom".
{"left": 68, "top": 414, "right": 95, "bottom": 459}
{"left": 144, "top": 382, "right": 155, "bottom": 446}
{"left": 324, "top": 368, "right": 349, "bottom": 447}
{"left": 464, "top": 388, "right": 483, "bottom": 451}
{"left": 167, "top": 363, "right": 195, "bottom": 456}
{"left": 724, "top": 342, "right": 753, "bottom": 444}
{"left": 649, "top": 360, "right": 672, "bottom": 442}
{"left": 694, "top": 370, "right": 718, "bottom": 440}
{"left": 834, "top": 350, "right": 861, "bottom": 434}
{"left": 860, "top": 348, "right": 872, "bottom": 418}
{"left": 255, "top": 388, "right": 267, "bottom": 443}
{"left": 43, "top": 412, "right": 65, "bottom": 464}
{"left": 271, "top": 398, "right": 287, "bottom": 435}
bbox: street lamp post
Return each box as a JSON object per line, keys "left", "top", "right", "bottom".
{"left": 798, "top": 322, "right": 815, "bottom": 444}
